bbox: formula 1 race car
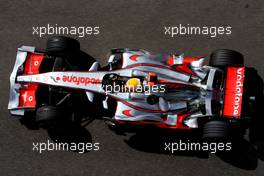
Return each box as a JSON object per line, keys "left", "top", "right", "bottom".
{"left": 8, "top": 36, "right": 259, "bottom": 138}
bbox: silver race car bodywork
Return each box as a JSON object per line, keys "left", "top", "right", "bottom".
{"left": 8, "top": 46, "right": 225, "bottom": 129}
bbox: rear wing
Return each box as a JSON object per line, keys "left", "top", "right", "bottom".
{"left": 223, "top": 66, "right": 245, "bottom": 118}
{"left": 8, "top": 46, "right": 44, "bottom": 116}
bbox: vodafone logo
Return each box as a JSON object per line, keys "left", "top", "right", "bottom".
{"left": 62, "top": 75, "right": 101, "bottom": 85}
{"left": 233, "top": 68, "right": 243, "bottom": 116}
{"left": 223, "top": 67, "right": 245, "bottom": 118}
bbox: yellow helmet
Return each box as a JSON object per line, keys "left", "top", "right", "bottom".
{"left": 126, "top": 78, "right": 141, "bottom": 90}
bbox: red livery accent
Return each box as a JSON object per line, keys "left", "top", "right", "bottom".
{"left": 24, "top": 53, "right": 44, "bottom": 74}
{"left": 129, "top": 55, "right": 140, "bottom": 61}
{"left": 119, "top": 100, "right": 163, "bottom": 113}
{"left": 19, "top": 53, "right": 44, "bottom": 107}
{"left": 115, "top": 113, "right": 191, "bottom": 129}
{"left": 175, "top": 65, "right": 193, "bottom": 75}
{"left": 62, "top": 75, "right": 101, "bottom": 85}
{"left": 174, "top": 113, "right": 190, "bottom": 129}
{"left": 19, "top": 84, "right": 38, "bottom": 107}
{"left": 125, "top": 63, "right": 176, "bottom": 72}
{"left": 166, "top": 56, "right": 203, "bottom": 75}
{"left": 223, "top": 67, "right": 245, "bottom": 118}
{"left": 122, "top": 110, "right": 133, "bottom": 117}
{"left": 166, "top": 56, "right": 174, "bottom": 65}
{"left": 175, "top": 57, "right": 198, "bottom": 75}
{"left": 130, "top": 97, "right": 144, "bottom": 101}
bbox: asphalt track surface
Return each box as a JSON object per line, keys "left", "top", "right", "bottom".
{"left": 0, "top": 0, "right": 264, "bottom": 175}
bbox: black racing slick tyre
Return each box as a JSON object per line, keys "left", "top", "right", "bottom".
{"left": 36, "top": 106, "right": 72, "bottom": 128}
{"left": 209, "top": 49, "right": 244, "bottom": 67}
{"left": 46, "top": 36, "right": 80, "bottom": 56}
{"left": 46, "top": 36, "right": 96, "bottom": 70}
{"left": 202, "top": 120, "right": 229, "bottom": 138}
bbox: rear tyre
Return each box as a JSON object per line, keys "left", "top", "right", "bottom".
{"left": 202, "top": 120, "right": 229, "bottom": 138}
{"left": 36, "top": 106, "right": 72, "bottom": 128}
{"left": 209, "top": 49, "right": 244, "bottom": 67}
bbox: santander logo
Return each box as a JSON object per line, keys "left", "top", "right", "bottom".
{"left": 62, "top": 75, "right": 101, "bottom": 85}
{"left": 233, "top": 68, "right": 243, "bottom": 116}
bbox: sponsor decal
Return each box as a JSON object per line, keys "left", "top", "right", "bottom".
{"left": 233, "top": 68, "right": 243, "bottom": 116}
{"left": 223, "top": 67, "right": 245, "bottom": 117}
{"left": 61, "top": 75, "right": 101, "bottom": 85}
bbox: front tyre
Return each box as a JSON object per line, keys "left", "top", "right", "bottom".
{"left": 46, "top": 36, "right": 80, "bottom": 57}
{"left": 36, "top": 106, "right": 72, "bottom": 128}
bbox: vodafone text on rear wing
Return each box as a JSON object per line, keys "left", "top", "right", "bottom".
{"left": 223, "top": 66, "right": 245, "bottom": 118}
